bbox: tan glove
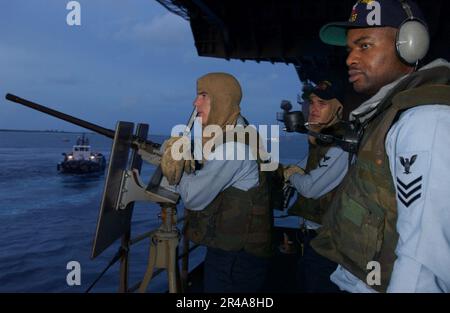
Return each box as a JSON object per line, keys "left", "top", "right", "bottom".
{"left": 161, "top": 136, "right": 195, "bottom": 185}
{"left": 283, "top": 165, "right": 305, "bottom": 182}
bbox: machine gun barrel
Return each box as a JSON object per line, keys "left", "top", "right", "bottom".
{"left": 5, "top": 93, "right": 161, "bottom": 151}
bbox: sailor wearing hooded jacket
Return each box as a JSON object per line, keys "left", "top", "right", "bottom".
{"left": 311, "top": 0, "right": 450, "bottom": 292}
{"left": 160, "top": 72, "right": 272, "bottom": 293}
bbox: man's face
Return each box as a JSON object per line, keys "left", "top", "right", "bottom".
{"left": 346, "top": 27, "right": 413, "bottom": 95}
{"left": 194, "top": 91, "right": 211, "bottom": 125}
{"left": 308, "top": 94, "right": 336, "bottom": 125}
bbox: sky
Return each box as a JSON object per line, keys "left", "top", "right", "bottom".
{"left": 0, "top": 0, "right": 301, "bottom": 135}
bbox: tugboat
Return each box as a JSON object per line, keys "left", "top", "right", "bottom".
{"left": 57, "top": 134, "right": 106, "bottom": 174}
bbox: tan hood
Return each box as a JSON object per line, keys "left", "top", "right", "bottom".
{"left": 197, "top": 72, "right": 242, "bottom": 129}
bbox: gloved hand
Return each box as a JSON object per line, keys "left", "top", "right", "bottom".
{"left": 161, "top": 136, "right": 195, "bottom": 185}
{"left": 283, "top": 165, "right": 305, "bottom": 182}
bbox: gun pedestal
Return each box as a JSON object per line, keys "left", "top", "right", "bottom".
{"left": 139, "top": 204, "right": 180, "bottom": 293}
{"left": 89, "top": 121, "right": 181, "bottom": 293}
{"left": 116, "top": 167, "right": 181, "bottom": 293}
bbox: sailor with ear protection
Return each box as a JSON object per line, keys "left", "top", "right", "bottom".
{"left": 310, "top": 0, "right": 450, "bottom": 292}
{"left": 282, "top": 80, "right": 351, "bottom": 292}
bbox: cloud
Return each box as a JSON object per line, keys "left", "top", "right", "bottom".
{"left": 114, "top": 12, "right": 191, "bottom": 47}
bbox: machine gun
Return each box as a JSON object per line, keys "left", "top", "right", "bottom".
{"left": 5, "top": 94, "right": 164, "bottom": 165}
{"left": 5, "top": 93, "right": 197, "bottom": 293}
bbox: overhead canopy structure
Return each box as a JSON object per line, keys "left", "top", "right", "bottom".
{"left": 156, "top": 0, "right": 450, "bottom": 83}
{"left": 156, "top": 0, "right": 450, "bottom": 115}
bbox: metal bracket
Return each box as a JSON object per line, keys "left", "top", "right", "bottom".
{"left": 136, "top": 141, "right": 162, "bottom": 166}
{"left": 116, "top": 169, "right": 178, "bottom": 210}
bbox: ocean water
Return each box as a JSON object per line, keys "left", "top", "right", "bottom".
{"left": 0, "top": 131, "right": 307, "bottom": 292}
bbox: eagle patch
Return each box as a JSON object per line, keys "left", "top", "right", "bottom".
{"left": 396, "top": 153, "right": 427, "bottom": 208}
{"left": 400, "top": 154, "right": 417, "bottom": 174}
{"left": 319, "top": 155, "right": 331, "bottom": 168}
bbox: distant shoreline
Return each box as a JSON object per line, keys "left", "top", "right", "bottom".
{"left": 0, "top": 129, "right": 167, "bottom": 137}
{"left": 0, "top": 129, "right": 94, "bottom": 134}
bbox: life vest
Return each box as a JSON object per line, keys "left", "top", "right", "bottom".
{"left": 185, "top": 129, "right": 273, "bottom": 258}
{"left": 288, "top": 121, "right": 348, "bottom": 224}
{"left": 287, "top": 143, "right": 334, "bottom": 224}
{"left": 311, "top": 65, "right": 450, "bottom": 292}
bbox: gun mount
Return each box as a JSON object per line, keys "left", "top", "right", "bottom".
{"left": 5, "top": 93, "right": 197, "bottom": 293}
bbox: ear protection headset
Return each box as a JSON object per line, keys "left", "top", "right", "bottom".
{"left": 277, "top": 1, "right": 430, "bottom": 156}
{"left": 277, "top": 107, "right": 362, "bottom": 154}
{"left": 396, "top": 0, "right": 430, "bottom": 65}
